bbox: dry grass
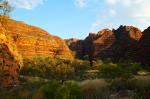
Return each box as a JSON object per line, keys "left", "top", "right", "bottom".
{"left": 80, "top": 79, "right": 110, "bottom": 99}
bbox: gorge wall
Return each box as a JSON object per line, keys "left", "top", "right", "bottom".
{"left": 135, "top": 27, "right": 150, "bottom": 65}
{"left": 0, "top": 17, "right": 73, "bottom": 89}
{"left": 2, "top": 18, "right": 73, "bottom": 59}
{"left": 66, "top": 25, "right": 149, "bottom": 65}
{"left": 0, "top": 27, "right": 21, "bottom": 89}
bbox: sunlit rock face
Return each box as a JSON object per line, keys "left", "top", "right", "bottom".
{"left": 136, "top": 27, "right": 150, "bottom": 65}
{"left": 0, "top": 27, "right": 21, "bottom": 89}
{"left": 0, "top": 17, "right": 74, "bottom": 89}
{"left": 2, "top": 18, "right": 73, "bottom": 59}
{"left": 93, "top": 29, "right": 116, "bottom": 59}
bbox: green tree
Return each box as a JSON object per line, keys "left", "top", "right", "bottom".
{"left": 41, "top": 80, "right": 61, "bottom": 99}
{"left": 99, "top": 62, "right": 141, "bottom": 79}
{"left": 55, "top": 81, "right": 82, "bottom": 99}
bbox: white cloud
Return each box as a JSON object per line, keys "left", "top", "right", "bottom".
{"left": 9, "top": 0, "right": 46, "bottom": 10}
{"left": 73, "top": 0, "right": 150, "bottom": 31}
{"left": 106, "top": 0, "right": 119, "bottom": 5}
{"left": 74, "top": 0, "right": 87, "bottom": 8}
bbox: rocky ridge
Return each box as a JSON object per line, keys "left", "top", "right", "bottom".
{"left": 0, "top": 17, "right": 74, "bottom": 89}
{"left": 66, "top": 25, "right": 149, "bottom": 64}
{"left": 2, "top": 18, "right": 73, "bottom": 59}
{"left": 136, "top": 27, "right": 150, "bottom": 65}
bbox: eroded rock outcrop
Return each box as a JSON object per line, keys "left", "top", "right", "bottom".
{"left": 82, "top": 29, "right": 116, "bottom": 61}
{"left": 2, "top": 18, "right": 73, "bottom": 59}
{"left": 112, "top": 26, "right": 142, "bottom": 61}
{"left": 65, "top": 38, "right": 84, "bottom": 58}
{"left": 136, "top": 27, "right": 150, "bottom": 65}
{"left": 66, "top": 26, "right": 145, "bottom": 64}
{"left": 0, "top": 27, "right": 22, "bottom": 89}
{"left": 93, "top": 29, "right": 116, "bottom": 58}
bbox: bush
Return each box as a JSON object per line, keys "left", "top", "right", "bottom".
{"left": 92, "top": 60, "right": 103, "bottom": 70}
{"left": 56, "top": 81, "right": 82, "bottom": 99}
{"left": 20, "top": 56, "right": 74, "bottom": 80}
{"left": 71, "top": 59, "right": 90, "bottom": 80}
{"left": 20, "top": 56, "right": 94, "bottom": 80}
{"left": 81, "top": 79, "right": 110, "bottom": 99}
{"left": 41, "top": 80, "right": 82, "bottom": 99}
{"left": 41, "top": 80, "right": 61, "bottom": 99}
{"left": 0, "top": 80, "right": 46, "bottom": 99}
{"left": 99, "top": 61, "right": 141, "bottom": 79}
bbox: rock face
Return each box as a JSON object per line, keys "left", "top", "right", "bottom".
{"left": 65, "top": 38, "right": 84, "bottom": 58}
{"left": 136, "top": 27, "right": 150, "bottom": 65}
{"left": 66, "top": 26, "right": 146, "bottom": 64}
{"left": 82, "top": 30, "right": 116, "bottom": 62}
{"left": 93, "top": 29, "right": 116, "bottom": 59}
{"left": 66, "top": 30, "right": 116, "bottom": 64}
{"left": 2, "top": 18, "right": 73, "bottom": 59}
{"left": 112, "top": 26, "right": 142, "bottom": 61}
{"left": 0, "top": 17, "right": 73, "bottom": 89}
{"left": 0, "top": 27, "right": 21, "bottom": 89}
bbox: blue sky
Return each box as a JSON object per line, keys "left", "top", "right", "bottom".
{"left": 9, "top": 0, "right": 150, "bottom": 39}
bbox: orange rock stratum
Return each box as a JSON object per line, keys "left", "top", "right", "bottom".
{"left": 2, "top": 18, "right": 73, "bottom": 59}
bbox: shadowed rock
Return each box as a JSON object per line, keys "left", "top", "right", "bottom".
{"left": 136, "top": 27, "right": 150, "bottom": 65}
{"left": 65, "top": 38, "right": 84, "bottom": 58}
{"left": 112, "top": 25, "right": 142, "bottom": 61}
{"left": 66, "top": 25, "right": 147, "bottom": 64}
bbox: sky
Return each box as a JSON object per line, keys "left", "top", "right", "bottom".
{"left": 7, "top": 0, "right": 150, "bottom": 39}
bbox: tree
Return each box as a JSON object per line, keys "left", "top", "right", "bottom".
{"left": 0, "top": 0, "right": 14, "bottom": 27}
{"left": 0, "top": 0, "right": 13, "bottom": 16}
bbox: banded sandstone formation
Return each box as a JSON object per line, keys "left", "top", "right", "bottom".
{"left": 0, "top": 27, "right": 21, "bottom": 89}
{"left": 2, "top": 18, "right": 73, "bottom": 59}
{"left": 66, "top": 25, "right": 149, "bottom": 64}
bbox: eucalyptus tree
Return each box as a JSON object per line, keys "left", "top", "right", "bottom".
{"left": 0, "top": 0, "right": 14, "bottom": 26}
{"left": 0, "top": 0, "right": 13, "bottom": 16}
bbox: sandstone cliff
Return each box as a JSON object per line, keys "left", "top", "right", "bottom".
{"left": 93, "top": 29, "right": 116, "bottom": 59}
{"left": 65, "top": 38, "right": 84, "bottom": 58}
{"left": 0, "top": 27, "right": 21, "bottom": 89}
{"left": 2, "top": 18, "right": 73, "bottom": 59}
{"left": 136, "top": 27, "right": 150, "bottom": 65}
{"left": 66, "top": 25, "right": 149, "bottom": 64}
{"left": 112, "top": 26, "right": 142, "bottom": 61}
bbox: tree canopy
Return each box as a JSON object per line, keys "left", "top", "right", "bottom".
{"left": 0, "top": 0, "right": 13, "bottom": 16}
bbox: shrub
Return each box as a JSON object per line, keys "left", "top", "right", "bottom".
{"left": 92, "top": 60, "right": 103, "bottom": 70}
{"left": 41, "top": 80, "right": 61, "bottom": 99}
{"left": 81, "top": 79, "right": 110, "bottom": 99}
{"left": 99, "top": 61, "right": 141, "bottom": 79}
{"left": 0, "top": 80, "right": 46, "bottom": 99}
{"left": 20, "top": 56, "right": 74, "bottom": 79}
{"left": 41, "top": 80, "right": 82, "bottom": 99}
{"left": 55, "top": 81, "right": 82, "bottom": 99}
{"left": 71, "top": 59, "right": 90, "bottom": 79}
